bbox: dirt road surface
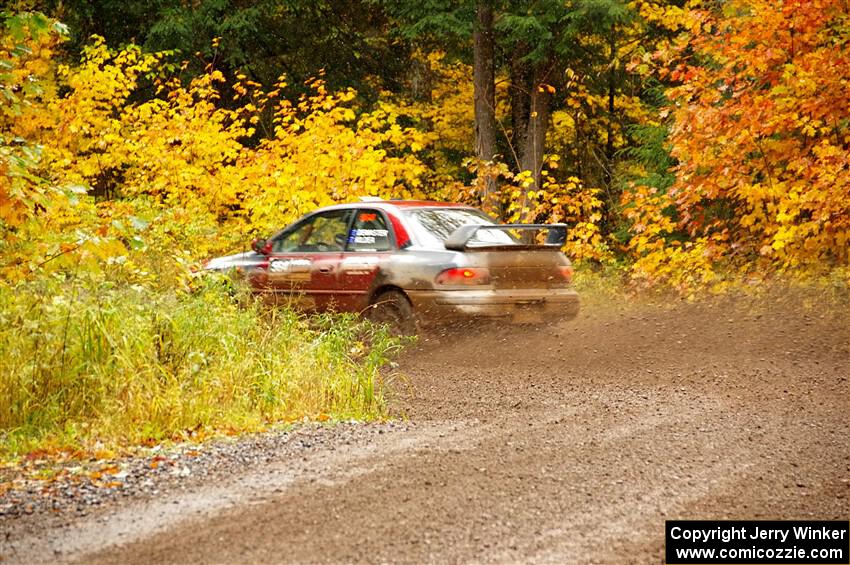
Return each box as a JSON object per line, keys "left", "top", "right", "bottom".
{"left": 4, "top": 292, "right": 849, "bottom": 564}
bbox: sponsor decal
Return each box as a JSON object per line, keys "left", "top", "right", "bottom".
{"left": 341, "top": 255, "right": 380, "bottom": 275}
{"left": 268, "top": 258, "right": 312, "bottom": 281}
{"left": 348, "top": 228, "right": 388, "bottom": 245}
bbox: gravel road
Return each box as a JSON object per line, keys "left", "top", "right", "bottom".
{"left": 2, "top": 291, "right": 849, "bottom": 564}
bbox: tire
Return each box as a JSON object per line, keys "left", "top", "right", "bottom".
{"left": 367, "top": 290, "right": 417, "bottom": 337}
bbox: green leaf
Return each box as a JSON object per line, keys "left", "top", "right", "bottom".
{"left": 129, "top": 216, "right": 150, "bottom": 231}
{"left": 129, "top": 236, "right": 147, "bottom": 250}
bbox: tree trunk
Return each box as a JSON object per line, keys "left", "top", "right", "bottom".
{"left": 510, "top": 57, "right": 551, "bottom": 224}
{"left": 409, "top": 46, "right": 433, "bottom": 103}
{"left": 509, "top": 47, "right": 531, "bottom": 169}
{"left": 473, "top": 0, "right": 497, "bottom": 214}
{"left": 604, "top": 23, "right": 616, "bottom": 190}
{"left": 519, "top": 68, "right": 550, "bottom": 195}
{"left": 602, "top": 23, "right": 618, "bottom": 232}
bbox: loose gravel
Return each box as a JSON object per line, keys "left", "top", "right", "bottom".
{"left": 1, "top": 421, "right": 416, "bottom": 527}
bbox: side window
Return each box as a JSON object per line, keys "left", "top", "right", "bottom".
{"left": 347, "top": 210, "right": 392, "bottom": 252}
{"left": 272, "top": 210, "right": 352, "bottom": 252}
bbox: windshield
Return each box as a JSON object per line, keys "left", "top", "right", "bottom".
{"left": 403, "top": 208, "right": 517, "bottom": 249}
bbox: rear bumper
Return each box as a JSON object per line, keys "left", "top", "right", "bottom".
{"left": 407, "top": 288, "right": 580, "bottom": 324}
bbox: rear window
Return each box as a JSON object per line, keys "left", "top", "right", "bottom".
{"left": 403, "top": 208, "right": 517, "bottom": 249}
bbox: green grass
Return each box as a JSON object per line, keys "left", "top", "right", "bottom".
{"left": 573, "top": 260, "right": 850, "bottom": 305}
{"left": 0, "top": 275, "right": 403, "bottom": 458}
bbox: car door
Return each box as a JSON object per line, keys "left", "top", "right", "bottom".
{"left": 264, "top": 209, "right": 353, "bottom": 311}
{"left": 335, "top": 208, "right": 396, "bottom": 312}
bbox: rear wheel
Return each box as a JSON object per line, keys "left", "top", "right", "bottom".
{"left": 367, "top": 290, "right": 417, "bottom": 337}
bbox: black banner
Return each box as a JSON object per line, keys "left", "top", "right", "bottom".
{"left": 666, "top": 520, "right": 849, "bottom": 564}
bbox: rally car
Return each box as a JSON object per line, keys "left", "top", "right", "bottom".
{"left": 205, "top": 199, "right": 580, "bottom": 334}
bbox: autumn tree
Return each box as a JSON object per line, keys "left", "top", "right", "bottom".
{"left": 23, "top": 0, "right": 410, "bottom": 97}
{"left": 0, "top": 12, "right": 68, "bottom": 233}
{"left": 649, "top": 0, "right": 850, "bottom": 276}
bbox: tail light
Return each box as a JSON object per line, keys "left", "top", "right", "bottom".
{"left": 435, "top": 267, "right": 491, "bottom": 286}
{"left": 558, "top": 265, "right": 574, "bottom": 284}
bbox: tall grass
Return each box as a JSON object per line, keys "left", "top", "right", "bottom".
{"left": 0, "top": 276, "right": 401, "bottom": 457}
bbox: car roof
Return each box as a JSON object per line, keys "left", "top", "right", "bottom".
{"left": 380, "top": 200, "right": 472, "bottom": 209}
{"left": 319, "top": 200, "right": 476, "bottom": 213}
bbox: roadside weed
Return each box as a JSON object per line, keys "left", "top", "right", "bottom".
{"left": 0, "top": 278, "right": 400, "bottom": 458}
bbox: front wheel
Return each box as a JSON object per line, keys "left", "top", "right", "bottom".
{"left": 367, "top": 290, "right": 417, "bottom": 337}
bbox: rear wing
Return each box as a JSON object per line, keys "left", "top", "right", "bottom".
{"left": 444, "top": 223, "right": 567, "bottom": 251}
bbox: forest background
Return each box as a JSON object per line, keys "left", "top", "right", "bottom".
{"left": 1, "top": 0, "right": 848, "bottom": 457}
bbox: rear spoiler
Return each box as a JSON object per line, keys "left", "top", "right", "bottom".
{"left": 444, "top": 224, "right": 567, "bottom": 251}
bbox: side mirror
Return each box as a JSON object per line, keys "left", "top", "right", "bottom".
{"left": 251, "top": 238, "right": 270, "bottom": 254}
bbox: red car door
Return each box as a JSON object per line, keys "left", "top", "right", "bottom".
{"left": 262, "top": 209, "right": 353, "bottom": 311}
{"left": 335, "top": 208, "right": 396, "bottom": 312}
